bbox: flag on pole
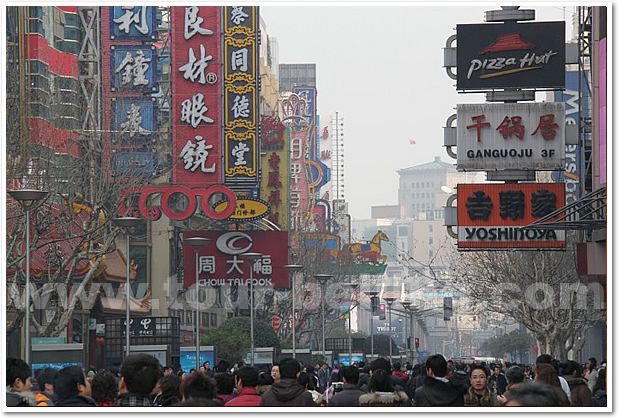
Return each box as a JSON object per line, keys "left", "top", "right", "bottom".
{"left": 409, "top": 139, "right": 416, "bottom": 145}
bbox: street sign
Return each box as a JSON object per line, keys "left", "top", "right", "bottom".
{"left": 457, "top": 183, "right": 566, "bottom": 250}
{"left": 457, "top": 103, "right": 565, "bottom": 171}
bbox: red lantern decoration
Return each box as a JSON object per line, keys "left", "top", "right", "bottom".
{"left": 272, "top": 316, "right": 281, "bottom": 333}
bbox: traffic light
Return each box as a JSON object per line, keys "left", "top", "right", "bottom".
{"left": 378, "top": 304, "right": 386, "bottom": 320}
{"left": 72, "top": 317, "right": 82, "bottom": 343}
{"left": 443, "top": 296, "right": 453, "bottom": 320}
{"left": 415, "top": 337, "right": 420, "bottom": 349}
{"left": 371, "top": 297, "right": 379, "bottom": 314}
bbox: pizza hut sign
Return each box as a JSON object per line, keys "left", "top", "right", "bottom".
{"left": 457, "top": 21, "right": 565, "bottom": 90}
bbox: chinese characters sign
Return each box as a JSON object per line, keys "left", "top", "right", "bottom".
{"left": 260, "top": 116, "right": 290, "bottom": 230}
{"left": 110, "top": 6, "right": 156, "bottom": 40}
{"left": 172, "top": 6, "right": 222, "bottom": 186}
{"left": 183, "top": 231, "right": 290, "bottom": 289}
{"left": 110, "top": 45, "right": 158, "bottom": 93}
{"left": 457, "top": 103, "right": 565, "bottom": 171}
{"left": 102, "top": 7, "right": 158, "bottom": 179}
{"left": 457, "top": 183, "right": 566, "bottom": 250}
{"left": 457, "top": 21, "right": 565, "bottom": 90}
{"left": 223, "top": 6, "right": 259, "bottom": 189}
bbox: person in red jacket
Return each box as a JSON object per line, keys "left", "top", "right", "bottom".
{"left": 225, "top": 366, "right": 262, "bottom": 407}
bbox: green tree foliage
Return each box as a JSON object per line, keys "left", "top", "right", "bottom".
{"left": 203, "top": 317, "right": 281, "bottom": 364}
{"left": 480, "top": 330, "right": 533, "bottom": 359}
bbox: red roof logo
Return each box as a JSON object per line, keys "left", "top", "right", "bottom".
{"left": 478, "top": 33, "right": 535, "bottom": 54}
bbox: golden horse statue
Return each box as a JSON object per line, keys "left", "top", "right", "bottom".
{"left": 342, "top": 230, "right": 389, "bottom": 265}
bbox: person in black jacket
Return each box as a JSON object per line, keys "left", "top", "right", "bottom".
{"left": 329, "top": 366, "right": 364, "bottom": 406}
{"left": 414, "top": 354, "right": 468, "bottom": 406}
{"left": 54, "top": 366, "right": 97, "bottom": 407}
{"left": 6, "top": 357, "right": 37, "bottom": 407}
{"left": 487, "top": 365, "right": 508, "bottom": 395}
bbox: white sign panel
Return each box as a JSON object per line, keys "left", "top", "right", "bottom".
{"left": 457, "top": 103, "right": 565, "bottom": 171}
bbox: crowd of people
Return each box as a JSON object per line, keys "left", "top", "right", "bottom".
{"left": 6, "top": 353, "right": 607, "bottom": 407}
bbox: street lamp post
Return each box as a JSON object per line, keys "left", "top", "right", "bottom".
{"left": 363, "top": 290, "right": 380, "bottom": 362}
{"left": 283, "top": 264, "right": 304, "bottom": 359}
{"left": 384, "top": 297, "right": 397, "bottom": 364}
{"left": 241, "top": 252, "right": 263, "bottom": 366}
{"left": 400, "top": 301, "right": 412, "bottom": 363}
{"left": 8, "top": 189, "right": 48, "bottom": 364}
{"left": 184, "top": 237, "right": 211, "bottom": 371}
{"left": 343, "top": 283, "right": 359, "bottom": 365}
{"left": 112, "top": 216, "right": 145, "bottom": 360}
{"left": 314, "top": 274, "right": 332, "bottom": 360}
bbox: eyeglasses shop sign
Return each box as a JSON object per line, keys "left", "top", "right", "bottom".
{"left": 457, "top": 103, "right": 565, "bottom": 171}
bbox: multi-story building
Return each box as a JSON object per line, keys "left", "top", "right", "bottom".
{"left": 278, "top": 63, "right": 316, "bottom": 93}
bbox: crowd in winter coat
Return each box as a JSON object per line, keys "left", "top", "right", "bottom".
{"left": 6, "top": 353, "right": 607, "bottom": 408}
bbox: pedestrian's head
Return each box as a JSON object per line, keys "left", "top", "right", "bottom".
{"left": 505, "top": 381, "right": 569, "bottom": 406}
{"left": 560, "top": 360, "right": 582, "bottom": 377}
{"left": 163, "top": 366, "right": 174, "bottom": 376}
{"left": 340, "top": 366, "right": 360, "bottom": 385}
{"left": 393, "top": 362, "right": 401, "bottom": 371}
{"left": 270, "top": 363, "right": 280, "bottom": 381}
{"left": 214, "top": 373, "right": 235, "bottom": 396}
{"left": 534, "top": 363, "right": 560, "bottom": 388}
{"left": 180, "top": 372, "right": 216, "bottom": 401}
{"left": 158, "top": 374, "right": 180, "bottom": 398}
{"left": 535, "top": 354, "right": 553, "bottom": 365}
{"left": 425, "top": 354, "right": 448, "bottom": 378}
{"left": 119, "top": 353, "right": 161, "bottom": 396}
{"left": 279, "top": 358, "right": 301, "bottom": 380}
{"left": 367, "top": 369, "right": 394, "bottom": 393}
{"left": 589, "top": 357, "right": 598, "bottom": 368}
{"left": 37, "top": 367, "right": 58, "bottom": 395}
{"left": 297, "top": 372, "right": 317, "bottom": 391}
{"left": 54, "top": 366, "right": 91, "bottom": 400}
{"left": 91, "top": 371, "right": 118, "bottom": 405}
{"left": 493, "top": 365, "right": 502, "bottom": 375}
{"left": 469, "top": 365, "right": 490, "bottom": 393}
{"left": 203, "top": 361, "right": 211, "bottom": 370}
{"left": 7, "top": 358, "right": 32, "bottom": 392}
{"left": 235, "top": 366, "right": 259, "bottom": 388}
{"left": 369, "top": 357, "right": 392, "bottom": 374}
{"left": 505, "top": 365, "right": 524, "bottom": 385}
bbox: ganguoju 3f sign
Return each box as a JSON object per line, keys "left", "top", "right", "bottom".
{"left": 457, "top": 102, "right": 565, "bottom": 171}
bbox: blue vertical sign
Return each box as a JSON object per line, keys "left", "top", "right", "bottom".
{"left": 552, "top": 71, "right": 590, "bottom": 205}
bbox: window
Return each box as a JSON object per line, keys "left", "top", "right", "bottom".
{"left": 429, "top": 225, "right": 433, "bottom": 232}
{"left": 210, "top": 313, "right": 217, "bottom": 327}
{"left": 429, "top": 237, "right": 433, "bottom": 245}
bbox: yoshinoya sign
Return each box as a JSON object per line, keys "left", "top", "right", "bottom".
{"left": 457, "top": 102, "right": 565, "bottom": 171}
{"left": 457, "top": 183, "right": 566, "bottom": 250}
{"left": 457, "top": 21, "right": 565, "bottom": 90}
{"left": 183, "top": 230, "right": 290, "bottom": 288}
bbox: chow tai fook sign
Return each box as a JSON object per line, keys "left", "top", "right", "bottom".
{"left": 457, "top": 183, "right": 566, "bottom": 250}
{"left": 457, "top": 21, "right": 565, "bottom": 90}
{"left": 457, "top": 102, "right": 565, "bottom": 171}
{"left": 183, "top": 231, "right": 290, "bottom": 289}
{"left": 172, "top": 6, "right": 222, "bottom": 187}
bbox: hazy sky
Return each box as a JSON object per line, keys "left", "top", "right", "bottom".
{"left": 260, "top": 4, "right": 576, "bottom": 220}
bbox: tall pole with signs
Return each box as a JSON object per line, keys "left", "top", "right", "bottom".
{"left": 443, "top": 6, "right": 567, "bottom": 250}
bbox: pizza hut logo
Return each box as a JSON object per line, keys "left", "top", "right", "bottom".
{"left": 467, "top": 33, "right": 558, "bottom": 80}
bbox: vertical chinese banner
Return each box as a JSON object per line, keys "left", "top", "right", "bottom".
{"left": 171, "top": 6, "right": 222, "bottom": 186}
{"left": 102, "top": 6, "right": 159, "bottom": 179}
{"left": 260, "top": 116, "right": 290, "bottom": 231}
{"left": 223, "top": 6, "right": 259, "bottom": 192}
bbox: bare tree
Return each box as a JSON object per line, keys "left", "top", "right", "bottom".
{"left": 447, "top": 236, "right": 605, "bottom": 361}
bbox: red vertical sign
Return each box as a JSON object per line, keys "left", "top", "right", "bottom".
{"left": 172, "top": 6, "right": 222, "bottom": 186}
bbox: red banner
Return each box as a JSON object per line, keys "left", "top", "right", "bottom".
{"left": 172, "top": 6, "right": 222, "bottom": 186}
{"left": 183, "top": 231, "right": 290, "bottom": 289}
